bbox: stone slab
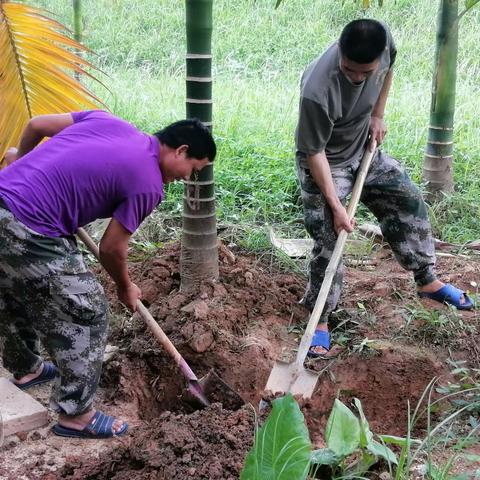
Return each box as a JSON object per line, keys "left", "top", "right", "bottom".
{"left": 0, "top": 377, "right": 48, "bottom": 437}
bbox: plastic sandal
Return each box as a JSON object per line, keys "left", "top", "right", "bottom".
{"left": 307, "top": 329, "right": 331, "bottom": 359}
{"left": 15, "top": 362, "right": 58, "bottom": 390}
{"left": 52, "top": 411, "right": 128, "bottom": 439}
{"left": 418, "top": 283, "right": 473, "bottom": 310}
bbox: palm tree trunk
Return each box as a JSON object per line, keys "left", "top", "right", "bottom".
{"left": 181, "top": 0, "right": 218, "bottom": 289}
{"left": 422, "top": 0, "right": 459, "bottom": 198}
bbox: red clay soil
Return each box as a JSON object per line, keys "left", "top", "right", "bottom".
{"left": 53, "top": 404, "right": 255, "bottom": 480}
{"left": 1, "top": 241, "right": 478, "bottom": 479}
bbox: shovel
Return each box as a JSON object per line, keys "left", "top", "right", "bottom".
{"left": 77, "top": 227, "right": 244, "bottom": 410}
{"left": 265, "top": 141, "right": 378, "bottom": 398}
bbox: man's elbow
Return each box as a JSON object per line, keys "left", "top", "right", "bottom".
{"left": 99, "top": 239, "right": 128, "bottom": 260}
{"left": 28, "top": 114, "right": 73, "bottom": 138}
{"left": 25, "top": 117, "right": 43, "bottom": 136}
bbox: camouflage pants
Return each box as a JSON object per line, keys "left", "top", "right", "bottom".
{"left": 0, "top": 204, "right": 107, "bottom": 416}
{"left": 296, "top": 150, "right": 436, "bottom": 317}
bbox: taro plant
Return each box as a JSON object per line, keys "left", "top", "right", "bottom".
{"left": 241, "top": 395, "right": 397, "bottom": 480}
{"left": 244, "top": 378, "right": 480, "bottom": 479}
{"left": 310, "top": 398, "right": 397, "bottom": 478}
{"left": 240, "top": 394, "right": 311, "bottom": 480}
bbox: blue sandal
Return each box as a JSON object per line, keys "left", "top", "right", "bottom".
{"left": 307, "top": 329, "right": 331, "bottom": 358}
{"left": 52, "top": 411, "right": 128, "bottom": 439}
{"left": 419, "top": 283, "right": 474, "bottom": 310}
{"left": 14, "top": 362, "right": 58, "bottom": 390}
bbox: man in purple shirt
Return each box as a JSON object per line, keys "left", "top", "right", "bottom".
{"left": 0, "top": 110, "right": 216, "bottom": 438}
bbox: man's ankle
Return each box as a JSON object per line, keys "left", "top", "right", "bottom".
{"left": 418, "top": 279, "right": 444, "bottom": 293}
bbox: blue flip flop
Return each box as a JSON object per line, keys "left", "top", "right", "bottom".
{"left": 14, "top": 362, "right": 58, "bottom": 390}
{"left": 52, "top": 411, "right": 128, "bottom": 439}
{"left": 307, "top": 329, "right": 331, "bottom": 358}
{"left": 418, "top": 283, "right": 474, "bottom": 310}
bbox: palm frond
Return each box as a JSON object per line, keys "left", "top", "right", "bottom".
{"left": 0, "top": 1, "right": 105, "bottom": 160}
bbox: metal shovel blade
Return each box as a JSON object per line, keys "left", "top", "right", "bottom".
{"left": 183, "top": 369, "right": 245, "bottom": 410}
{"left": 265, "top": 360, "right": 320, "bottom": 399}
{"left": 187, "top": 379, "right": 211, "bottom": 407}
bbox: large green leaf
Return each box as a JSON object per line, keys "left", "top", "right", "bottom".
{"left": 310, "top": 448, "right": 339, "bottom": 466}
{"left": 240, "top": 394, "right": 311, "bottom": 480}
{"left": 378, "top": 434, "right": 421, "bottom": 447}
{"left": 366, "top": 439, "right": 397, "bottom": 465}
{"left": 354, "top": 398, "right": 373, "bottom": 448}
{"left": 325, "top": 399, "right": 360, "bottom": 457}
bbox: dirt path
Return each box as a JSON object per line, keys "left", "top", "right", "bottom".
{"left": 1, "top": 241, "right": 478, "bottom": 479}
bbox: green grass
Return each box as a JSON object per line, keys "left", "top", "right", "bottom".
{"left": 27, "top": 0, "right": 480, "bottom": 244}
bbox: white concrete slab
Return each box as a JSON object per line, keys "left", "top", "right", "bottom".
{"left": 0, "top": 377, "right": 48, "bottom": 437}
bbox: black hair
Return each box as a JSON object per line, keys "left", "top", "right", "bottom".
{"left": 154, "top": 119, "right": 216, "bottom": 162}
{"left": 339, "top": 19, "right": 387, "bottom": 64}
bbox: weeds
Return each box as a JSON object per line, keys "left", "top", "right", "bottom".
{"left": 401, "top": 302, "right": 477, "bottom": 347}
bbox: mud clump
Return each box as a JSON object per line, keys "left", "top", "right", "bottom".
{"left": 55, "top": 404, "right": 254, "bottom": 480}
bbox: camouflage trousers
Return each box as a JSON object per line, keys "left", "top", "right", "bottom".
{"left": 296, "top": 150, "right": 437, "bottom": 318}
{"left": 0, "top": 204, "right": 107, "bottom": 416}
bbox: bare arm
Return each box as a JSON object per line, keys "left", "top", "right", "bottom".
{"left": 372, "top": 68, "right": 393, "bottom": 119}
{"left": 99, "top": 218, "right": 142, "bottom": 311}
{"left": 16, "top": 113, "right": 74, "bottom": 159}
{"left": 307, "top": 151, "right": 354, "bottom": 234}
{"left": 370, "top": 68, "right": 394, "bottom": 149}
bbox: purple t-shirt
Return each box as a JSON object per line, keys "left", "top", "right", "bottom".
{"left": 0, "top": 110, "right": 164, "bottom": 236}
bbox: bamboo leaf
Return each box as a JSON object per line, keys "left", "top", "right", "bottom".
{"left": 325, "top": 399, "right": 360, "bottom": 457}
{"left": 0, "top": 1, "right": 105, "bottom": 160}
{"left": 240, "top": 394, "right": 311, "bottom": 480}
{"left": 465, "top": 0, "right": 480, "bottom": 10}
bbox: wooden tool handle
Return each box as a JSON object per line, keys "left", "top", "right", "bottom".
{"left": 295, "top": 141, "right": 377, "bottom": 365}
{"left": 76, "top": 227, "right": 199, "bottom": 382}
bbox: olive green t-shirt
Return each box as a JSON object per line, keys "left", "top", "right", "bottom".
{"left": 295, "top": 27, "right": 396, "bottom": 168}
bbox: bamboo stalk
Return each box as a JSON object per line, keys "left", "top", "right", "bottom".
{"left": 423, "top": 0, "right": 459, "bottom": 197}
{"left": 72, "top": 0, "right": 82, "bottom": 81}
{"left": 181, "top": 0, "right": 218, "bottom": 289}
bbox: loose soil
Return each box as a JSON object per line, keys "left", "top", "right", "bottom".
{"left": 1, "top": 240, "right": 479, "bottom": 479}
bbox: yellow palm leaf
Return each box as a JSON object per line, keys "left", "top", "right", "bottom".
{"left": 0, "top": 1, "right": 105, "bottom": 161}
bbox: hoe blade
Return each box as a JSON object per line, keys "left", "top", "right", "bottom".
{"left": 265, "top": 360, "right": 320, "bottom": 399}
{"left": 182, "top": 369, "right": 244, "bottom": 410}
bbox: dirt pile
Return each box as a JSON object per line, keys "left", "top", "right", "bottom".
{"left": 54, "top": 404, "right": 254, "bottom": 480}
{"left": 99, "top": 242, "right": 307, "bottom": 411}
